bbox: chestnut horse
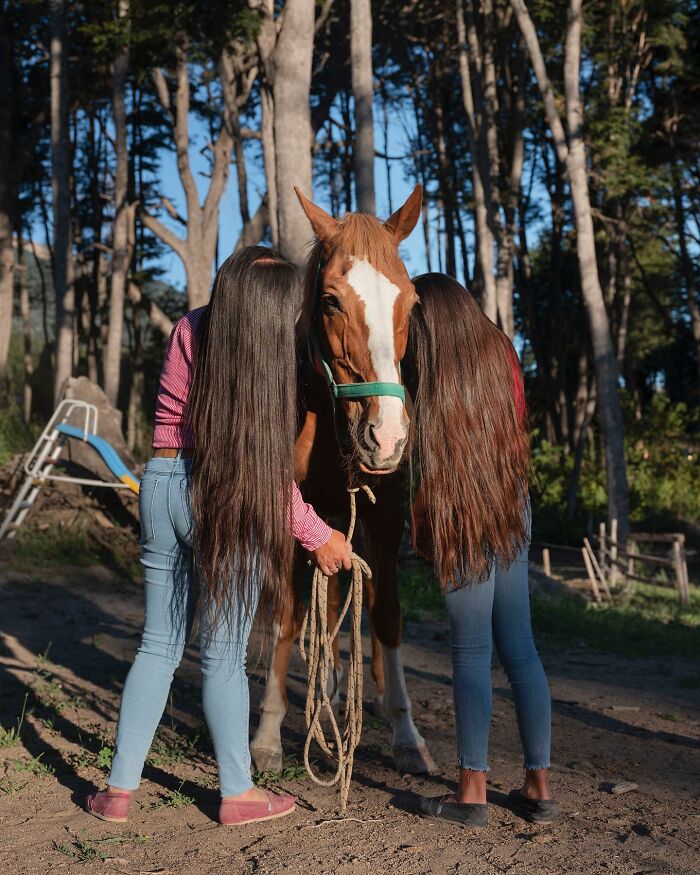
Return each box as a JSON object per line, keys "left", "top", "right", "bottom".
{"left": 250, "top": 185, "right": 437, "bottom": 777}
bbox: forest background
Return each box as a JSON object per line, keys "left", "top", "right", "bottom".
{"left": 1, "top": 0, "right": 700, "bottom": 545}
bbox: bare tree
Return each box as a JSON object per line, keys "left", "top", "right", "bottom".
{"left": 142, "top": 40, "right": 258, "bottom": 310}
{"left": 104, "top": 0, "right": 131, "bottom": 406}
{"left": 50, "top": 0, "right": 75, "bottom": 403}
{"left": 351, "top": 0, "right": 375, "bottom": 214}
{"left": 510, "top": 0, "right": 629, "bottom": 535}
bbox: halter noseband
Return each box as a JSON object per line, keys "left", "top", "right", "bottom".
{"left": 309, "top": 259, "right": 406, "bottom": 404}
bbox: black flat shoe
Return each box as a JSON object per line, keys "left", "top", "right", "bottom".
{"left": 508, "top": 789, "right": 561, "bottom": 823}
{"left": 417, "top": 794, "right": 488, "bottom": 829}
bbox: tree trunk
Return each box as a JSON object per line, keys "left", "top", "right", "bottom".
{"left": 272, "top": 0, "right": 315, "bottom": 266}
{"left": 672, "top": 167, "right": 700, "bottom": 380}
{"left": 456, "top": 0, "right": 496, "bottom": 319}
{"left": 0, "top": 14, "right": 13, "bottom": 402}
{"left": 104, "top": 0, "right": 130, "bottom": 406}
{"left": 350, "top": 0, "right": 375, "bottom": 214}
{"left": 51, "top": 0, "right": 75, "bottom": 403}
{"left": 18, "top": 230, "right": 32, "bottom": 424}
{"left": 511, "top": 0, "right": 629, "bottom": 537}
{"left": 0, "top": 210, "right": 12, "bottom": 400}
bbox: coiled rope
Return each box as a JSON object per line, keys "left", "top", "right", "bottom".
{"left": 299, "top": 484, "right": 375, "bottom": 810}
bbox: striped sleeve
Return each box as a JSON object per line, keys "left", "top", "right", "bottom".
{"left": 290, "top": 481, "right": 332, "bottom": 551}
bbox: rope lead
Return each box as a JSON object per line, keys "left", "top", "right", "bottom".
{"left": 299, "top": 484, "right": 376, "bottom": 810}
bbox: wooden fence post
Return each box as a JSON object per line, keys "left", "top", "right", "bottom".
{"left": 610, "top": 518, "right": 619, "bottom": 588}
{"left": 582, "top": 547, "right": 602, "bottom": 604}
{"left": 672, "top": 537, "right": 690, "bottom": 606}
{"left": 543, "top": 547, "right": 551, "bottom": 577}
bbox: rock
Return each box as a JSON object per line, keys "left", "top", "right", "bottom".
{"left": 60, "top": 377, "right": 137, "bottom": 484}
{"left": 599, "top": 781, "right": 639, "bottom": 795}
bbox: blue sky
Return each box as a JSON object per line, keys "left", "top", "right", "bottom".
{"left": 148, "top": 105, "right": 470, "bottom": 292}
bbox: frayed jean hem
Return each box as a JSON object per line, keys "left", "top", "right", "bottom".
{"left": 458, "top": 763, "right": 490, "bottom": 773}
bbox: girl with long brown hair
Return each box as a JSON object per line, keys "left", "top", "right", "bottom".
{"left": 85, "top": 246, "right": 351, "bottom": 827}
{"left": 405, "top": 273, "right": 559, "bottom": 829}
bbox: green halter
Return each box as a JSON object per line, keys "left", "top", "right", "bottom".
{"left": 309, "top": 260, "right": 406, "bottom": 404}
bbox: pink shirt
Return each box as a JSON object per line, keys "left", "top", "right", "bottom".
{"left": 153, "top": 308, "right": 332, "bottom": 552}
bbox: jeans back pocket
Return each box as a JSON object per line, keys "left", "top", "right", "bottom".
{"left": 139, "top": 476, "right": 160, "bottom": 545}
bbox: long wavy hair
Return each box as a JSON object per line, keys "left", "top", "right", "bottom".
{"left": 404, "top": 273, "right": 530, "bottom": 589}
{"left": 189, "top": 246, "right": 301, "bottom": 630}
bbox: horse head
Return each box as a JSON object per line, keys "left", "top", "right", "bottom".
{"left": 296, "top": 185, "right": 423, "bottom": 475}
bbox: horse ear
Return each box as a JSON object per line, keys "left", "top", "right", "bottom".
{"left": 294, "top": 187, "right": 339, "bottom": 244}
{"left": 384, "top": 183, "right": 423, "bottom": 243}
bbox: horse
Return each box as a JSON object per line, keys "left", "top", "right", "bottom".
{"left": 250, "top": 185, "right": 438, "bottom": 777}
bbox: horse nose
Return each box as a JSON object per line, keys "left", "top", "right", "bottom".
{"left": 364, "top": 419, "right": 405, "bottom": 463}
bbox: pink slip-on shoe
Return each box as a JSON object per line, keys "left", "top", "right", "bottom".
{"left": 85, "top": 789, "right": 131, "bottom": 823}
{"left": 219, "top": 790, "right": 295, "bottom": 826}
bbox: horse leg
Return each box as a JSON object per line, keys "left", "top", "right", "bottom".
{"left": 361, "top": 571, "right": 385, "bottom": 715}
{"left": 365, "top": 512, "right": 438, "bottom": 776}
{"left": 249, "top": 616, "right": 298, "bottom": 774}
{"left": 250, "top": 555, "right": 304, "bottom": 774}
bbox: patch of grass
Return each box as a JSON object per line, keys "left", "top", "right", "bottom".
{"left": 0, "top": 777, "right": 28, "bottom": 795}
{"left": 657, "top": 711, "right": 681, "bottom": 722}
{"left": 13, "top": 752, "right": 55, "bottom": 777}
{"left": 397, "top": 562, "right": 444, "bottom": 621}
{"left": 0, "top": 693, "right": 28, "bottom": 748}
{"left": 149, "top": 780, "right": 195, "bottom": 810}
{"left": 96, "top": 745, "right": 114, "bottom": 771}
{"left": 253, "top": 756, "right": 307, "bottom": 788}
{"left": 397, "top": 558, "right": 700, "bottom": 661}
{"left": 12, "top": 528, "right": 102, "bottom": 570}
{"left": 10, "top": 524, "right": 142, "bottom": 582}
{"left": 531, "top": 590, "right": 700, "bottom": 660}
{"left": 54, "top": 829, "right": 151, "bottom": 863}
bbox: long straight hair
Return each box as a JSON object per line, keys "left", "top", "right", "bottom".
{"left": 188, "top": 246, "right": 301, "bottom": 630}
{"left": 404, "top": 273, "right": 530, "bottom": 589}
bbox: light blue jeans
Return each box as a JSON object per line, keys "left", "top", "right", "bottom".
{"left": 108, "top": 454, "right": 257, "bottom": 798}
{"left": 444, "top": 508, "right": 551, "bottom": 772}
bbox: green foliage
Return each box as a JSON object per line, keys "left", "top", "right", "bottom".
{"left": 0, "top": 403, "right": 34, "bottom": 466}
{"left": 625, "top": 394, "right": 700, "bottom": 523}
{"left": 96, "top": 745, "right": 114, "bottom": 771}
{"left": 531, "top": 584, "right": 700, "bottom": 660}
{"left": 12, "top": 528, "right": 102, "bottom": 569}
{"left": 54, "top": 831, "right": 150, "bottom": 864}
{"left": 148, "top": 780, "right": 195, "bottom": 810}
{"left": 397, "top": 558, "right": 699, "bottom": 660}
{"left": 0, "top": 694, "right": 28, "bottom": 748}
{"left": 253, "top": 756, "right": 307, "bottom": 788}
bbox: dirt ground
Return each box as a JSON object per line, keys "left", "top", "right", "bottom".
{"left": 1, "top": 562, "right": 698, "bottom": 875}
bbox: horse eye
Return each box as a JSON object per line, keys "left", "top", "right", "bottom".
{"left": 322, "top": 294, "right": 343, "bottom": 313}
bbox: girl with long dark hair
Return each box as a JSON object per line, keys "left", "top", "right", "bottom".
{"left": 405, "top": 273, "right": 560, "bottom": 829}
{"left": 85, "top": 246, "right": 352, "bottom": 827}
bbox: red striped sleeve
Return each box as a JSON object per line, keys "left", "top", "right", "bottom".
{"left": 152, "top": 307, "right": 205, "bottom": 448}
{"left": 290, "top": 481, "right": 332, "bottom": 551}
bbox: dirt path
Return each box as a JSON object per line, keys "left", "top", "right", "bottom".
{"left": 1, "top": 565, "right": 698, "bottom": 875}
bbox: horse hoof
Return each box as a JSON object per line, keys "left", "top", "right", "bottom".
{"left": 393, "top": 745, "right": 439, "bottom": 776}
{"left": 250, "top": 747, "right": 284, "bottom": 774}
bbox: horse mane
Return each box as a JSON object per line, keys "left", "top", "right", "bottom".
{"left": 404, "top": 273, "right": 531, "bottom": 588}
{"left": 298, "top": 212, "right": 396, "bottom": 338}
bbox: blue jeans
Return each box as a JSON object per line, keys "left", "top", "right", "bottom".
{"left": 444, "top": 517, "right": 551, "bottom": 772}
{"left": 108, "top": 454, "right": 257, "bottom": 798}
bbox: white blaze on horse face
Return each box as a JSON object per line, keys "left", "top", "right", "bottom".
{"left": 346, "top": 257, "right": 406, "bottom": 461}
